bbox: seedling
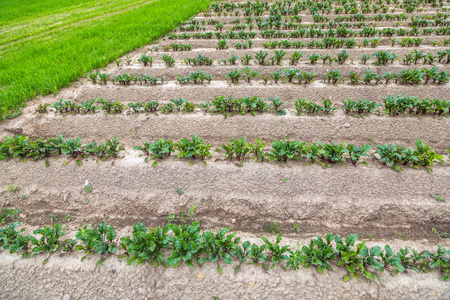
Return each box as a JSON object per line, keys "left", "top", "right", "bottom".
{"left": 430, "top": 194, "right": 446, "bottom": 202}
{"left": 0, "top": 208, "right": 20, "bottom": 224}
{"left": 293, "top": 224, "right": 301, "bottom": 233}
{"left": 176, "top": 189, "right": 184, "bottom": 196}
{"left": 6, "top": 185, "right": 20, "bottom": 193}
{"left": 49, "top": 214, "right": 57, "bottom": 225}
{"left": 264, "top": 222, "right": 282, "bottom": 234}
{"left": 83, "top": 184, "right": 93, "bottom": 193}
{"left": 162, "top": 55, "right": 176, "bottom": 67}
{"left": 138, "top": 54, "right": 154, "bottom": 66}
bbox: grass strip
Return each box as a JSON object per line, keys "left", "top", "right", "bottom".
{"left": 0, "top": 0, "right": 210, "bottom": 121}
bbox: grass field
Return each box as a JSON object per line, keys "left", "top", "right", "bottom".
{"left": 0, "top": 0, "right": 209, "bottom": 121}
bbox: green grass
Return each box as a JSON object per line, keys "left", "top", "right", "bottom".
{"left": 0, "top": 0, "right": 210, "bottom": 120}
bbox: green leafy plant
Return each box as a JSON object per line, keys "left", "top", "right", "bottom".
{"left": 222, "top": 137, "right": 251, "bottom": 161}
{"left": 31, "top": 224, "right": 64, "bottom": 260}
{"left": 138, "top": 54, "right": 154, "bottom": 66}
{"left": 268, "top": 97, "right": 286, "bottom": 115}
{"left": 0, "top": 208, "right": 20, "bottom": 224}
{"left": 261, "top": 234, "right": 290, "bottom": 269}
{"left": 347, "top": 144, "right": 372, "bottom": 165}
{"left": 430, "top": 194, "right": 446, "bottom": 202}
{"left": 242, "top": 67, "right": 260, "bottom": 83}
{"left": 264, "top": 222, "right": 282, "bottom": 235}
{"left": 120, "top": 222, "right": 169, "bottom": 266}
{"left": 162, "top": 54, "right": 176, "bottom": 67}
{"left": 225, "top": 69, "right": 242, "bottom": 84}
{"left": 175, "top": 135, "right": 211, "bottom": 161}
{"left": 318, "top": 141, "right": 348, "bottom": 165}
{"left": 0, "top": 221, "right": 32, "bottom": 258}
{"left": 270, "top": 140, "right": 304, "bottom": 162}
{"left": 75, "top": 222, "right": 119, "bottom": 266}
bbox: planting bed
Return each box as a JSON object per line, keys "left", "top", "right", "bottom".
{"left": 1, "top": 0, "right": 450, "bottom": 299}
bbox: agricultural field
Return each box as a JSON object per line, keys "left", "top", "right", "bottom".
{"left": 1, "top": 0, "right": 450, "bottom": 299}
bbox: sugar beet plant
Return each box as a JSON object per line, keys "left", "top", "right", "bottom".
{"left": 0, "top": 135, "right": 124, "bottom": 164}
{"left": 375, "top": 139, "right": 445, "bottom": 172}
{"left": 134, "top": 136, "right": 211, "bottom": 164}
{"left": 133, "top": 136, "right": 445, "bottom": 171}
{"left": 1, "top": 209, "right": 449, "bottom": 281}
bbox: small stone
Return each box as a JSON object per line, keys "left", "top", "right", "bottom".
{"left": 344, "top": 123, "right": 350, "bottom": 128}
{"left": 85, "top": 180, "right": 89, "bottom": 186}
{"left": 62, "top": 295, "right": 70, "bottom": 300}
{"left": 63, "top": 195, "right": 67, "bottom": 202}
{"left": 231, "top": 219, "right": 236, "bottom": 224}
{"left": 112, "top": 269, "right": 116, "bottom": 274}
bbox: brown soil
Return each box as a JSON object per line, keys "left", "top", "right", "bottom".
{"left": 1, "top": 1, "right": 450, "bottom": 299}
{"left": 1, "top": 157, "right": 449, "bottom": 241}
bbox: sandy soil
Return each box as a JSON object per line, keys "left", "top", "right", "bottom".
{"left": 1, "top": 157, "right": 449, "bottom": 241}
{"left": 1, "top": 1, "right": 450, "bottom": 298}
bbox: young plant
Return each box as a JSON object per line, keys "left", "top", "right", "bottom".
{"left": 318, "top": 141, "right": 349, "bottom": 164}
{"left": 31, "top": 224, "right": 64, "bottom": 259}
{"left": 138, "top": 54, "right": 154, "bottom": 66}
{"left": 347, "top": 144, "right": 372, "bottom": 165}
{"left": 289, "top": 51, "right": 304, "bottom": 65}
{"left": 162, "top": 55, "right": 176, "bottom": 67}
{"left": 255, "top": 50, "right": 269, "bottom": 65}
{"left": 222, "top": 137, "right": 251, "bottom": 161}
{"left": 225, "top": 69, "right": 242, "bottom": 84}
{"left": 175, "top": 135, "right": 211, "bottom": 161}
{"left": 268, "top": 97, "right": 286, "bottom": 115}
{"left": 119, "top": 222, "right": 169, "bottom": 266}
{"left": 242, "top": 67, "right": 260, "bottom": 83}
{"left": 269, "top": 140, "right": 304, "bottom": 162}
{"left": 307, "top": 53, "right": 320, "bottom": 65}
{"left": 261, "top": 234, "right": 290, "bottom": 269}
{"left": 134, "top": 139, "right": 174, "bottom": 165}
{"left": 75, "top": 222, "right": 119, "bottom": 266}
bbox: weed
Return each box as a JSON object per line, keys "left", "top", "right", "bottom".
{"left": 83, "top": 184, "right": 93, "bottom": 193}
{"left": 264, "top": 222, "right": 282, "bottom": 234}
{"left": 6, "top": 185, "right": 20, "bottom": 193}
{"left": 430, "top": 194, "right": 446, "bottom": 202}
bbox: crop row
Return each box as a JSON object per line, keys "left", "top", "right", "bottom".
{"left": 180, "top": 17, "right": 450, "bottom": 32}
{"left": 135, "top": 137, "right": 446, "bottom": 172}
{"left": 222, "top": 67, "right": 449, "bottom": 85}
{"left": 165, "top": 50, "right": 450, "bottom": 67}
{"left": 187, "top": 13, "right": 448, "bottom": 30}
{"left": 114, "top": 50, "right": 450, "bottom": 68}
{"left": 207, "top": 1, "right": 445, "bottom": 16}
{"left": 1, "top": 135, "right": 448, "bottom": 172}
{"left": 260, "top": 37, "right": 450, "bottom": 48}
{"left": 0, "top": 208, "right": 449, "bottom": 281}
{"left": 167, "top": 31, "right": 450, "bottom": 49}
{"left": 0, "top": 135, "right": 123, "bottom": 163}
{"left": 88, "top": 67, "right": 449, "bottom": 86}
{"left": 210, "top": 37, "right": 448, "bottom": 50}
{"left": 171, "top": 26, "right": 450, "bottom": 40}
{"left": 36, "top": 95, "right": 450, "bottom": 117}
